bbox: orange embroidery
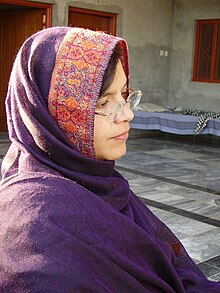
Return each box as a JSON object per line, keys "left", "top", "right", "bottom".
{"left": 48, "top": 28, "right": 128, "bottom": 157}
{"left": 171, "top": 242, "right": 183, "bottom": 257}
{"left": 64, "top": 121, "right": 77, "bottom": 132}
{"left": 74, "top": 60, "right": 87, "bottom": 70}
{"left": 66, "top": 97, "right": 77, "bottom": 110}
{"left": 57, "top": 105, "right": 71, "bottom": 122}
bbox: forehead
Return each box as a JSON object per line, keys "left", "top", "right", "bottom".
{"left": 109, "top": 60, "right": 127, "bottom": 90}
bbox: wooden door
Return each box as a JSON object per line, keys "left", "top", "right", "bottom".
{"left": 68, "top": 7, "right": 116, "bottom": 35}
{"left": 0, "top": 8, "right": 45, "bottom": 131}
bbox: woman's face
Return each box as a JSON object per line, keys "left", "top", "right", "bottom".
{"left": 94, "top": 60, "right": 134, "bottom": 161}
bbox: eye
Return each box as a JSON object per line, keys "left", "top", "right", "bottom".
{"left": 96, "top": 100, "right": 109, "bottom": 109}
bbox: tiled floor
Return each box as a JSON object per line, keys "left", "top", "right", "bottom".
{"left": 116, "top": 133, "right": 220, "bottom": 281}
{"left": 1, "top": 132, "right": 220, "bottom": 281}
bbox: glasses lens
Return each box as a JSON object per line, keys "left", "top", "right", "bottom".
{"left": 107, "top": 89, "right": 143, "bottom": 121}
{"left": 128, "top": 90, "right": 142, "bottom": 109}
{"left": 113, "top": 101, "right": 126, "bottom": 121}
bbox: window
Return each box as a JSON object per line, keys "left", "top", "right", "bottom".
{"left": 193, "top": 19, "right": 220, "bottom": 83}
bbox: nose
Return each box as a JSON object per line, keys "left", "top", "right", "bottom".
{"left": 115, "top": 102, "right": 134, "bottom": 123}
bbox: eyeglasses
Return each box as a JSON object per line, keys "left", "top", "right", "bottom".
{"left": 94, "top": 88, "right": 143, "bottom": 122}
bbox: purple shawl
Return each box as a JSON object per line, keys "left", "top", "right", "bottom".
{"left": 0, "top": 27, "right": 219, "bottom": 292}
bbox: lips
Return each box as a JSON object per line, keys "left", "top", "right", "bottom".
{"left": 113, "top": 130, "right": 129, "bottom": 141}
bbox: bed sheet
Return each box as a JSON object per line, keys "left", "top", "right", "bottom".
{"left": 130, "top": 111, "right": 220, "bottom": 136}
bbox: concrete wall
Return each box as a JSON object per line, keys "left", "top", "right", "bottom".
{"left": 31, "top": 0, "right": 174, "bottom": 107}
{"left": 169, "top": 0, "right": 220, "bottom": 111}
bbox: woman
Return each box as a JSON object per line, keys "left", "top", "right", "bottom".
{"left": 0, "top": 27, "right": 219, "bottom": 292}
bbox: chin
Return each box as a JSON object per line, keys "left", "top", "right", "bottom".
{"left": 96, "top": 147, "right": 127, "bottom": 161}
{"left": 110, "top": 146, "right": 127, "bottom": 161}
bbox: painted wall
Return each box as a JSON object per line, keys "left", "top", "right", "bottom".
{"left": 169, "top": 0, "right": 220, "bottom": 111}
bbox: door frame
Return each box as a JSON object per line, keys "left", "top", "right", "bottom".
{"left": 69, "top": 6, "right": 117, "bottom": 35}
{"left": 0, "top": 0, "right": 52, "bottom": 27}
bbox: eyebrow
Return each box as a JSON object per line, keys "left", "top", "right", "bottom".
{"left": 101, "top": 81, "right": 128, "bottom": 98}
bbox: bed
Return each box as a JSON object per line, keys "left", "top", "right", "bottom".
{"left": 130, "top": 103, "right": 220, "bottom": 137}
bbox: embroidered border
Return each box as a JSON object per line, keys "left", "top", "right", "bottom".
{"left": 48, "top": 28, "right": 129, "bottom": 157}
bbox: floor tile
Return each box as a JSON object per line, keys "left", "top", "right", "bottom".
{"left": 197, "top": 262, "right": 220, "bottom": 278}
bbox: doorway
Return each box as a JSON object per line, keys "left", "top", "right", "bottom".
{"left": 0, "top": 0, "right": 52, "bottom": 132}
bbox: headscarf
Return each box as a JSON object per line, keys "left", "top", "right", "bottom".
{"left": 2, "top": 26, "right": 130, "bottom": 211}
{"left": 1, "top": 27, "right": 220, "bottom": 292}
{"left": 48, "top": 28, "right": 129, "bottom": 157}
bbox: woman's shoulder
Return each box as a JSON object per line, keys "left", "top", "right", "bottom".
{"left": 0, "top": 170, "right": 81, "bottom": 194}
{"left": 0, "top": 171, "right": 89, "bottom": 220}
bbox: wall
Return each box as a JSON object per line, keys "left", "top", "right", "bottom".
{"left": 31, "top": 0, "right": 174, "bottom": 106}
{"left": 169, "top": 0, "right": 220, "bottom": 111}
{"left": 121, "top": 0, "right": 174, "bottom": 106}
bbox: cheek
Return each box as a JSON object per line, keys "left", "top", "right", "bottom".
{"left": 94, "top": 119, "right": 109, "bottom": 141}
{"left": 94, "top": 119, "right": 127, "bottom": 161}
{"left": 94, "top": 118, "right": 110, "bottom": 152}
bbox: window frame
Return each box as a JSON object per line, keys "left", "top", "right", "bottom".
{"left": 193, "top": 19, "right": 220, "bottom": 83}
